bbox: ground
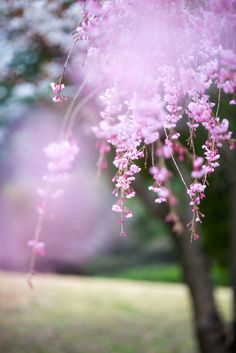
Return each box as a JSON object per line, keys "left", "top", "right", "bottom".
{"left": 0, "top": 272, "right": 231, "bottom": 353}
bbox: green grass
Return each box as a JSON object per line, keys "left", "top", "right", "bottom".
{"left": 100, "top": 264, "right": 230, "bottom": 287}
{"left": 99, "top": 264, "right": 230, "bottom": 286}
{"left": 107, "top": 265, "right": 183, "bottom": 283}
{"left": 0, "top": 272, "right": 231, "bottom": 353}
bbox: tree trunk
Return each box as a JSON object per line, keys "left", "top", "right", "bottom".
{"left": 134, "top": 177, "right": 228, "bottom": 353}
{"left": 229, "top": 148, "right": 236, "bottom": 351}
{"left": 171, "top": 218, "right": 227, "bottom": 353}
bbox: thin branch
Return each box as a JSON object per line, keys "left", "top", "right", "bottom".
{"left": 215, "top": 88, "right": 221, "bottom": 118}
{"left": 59, "top": 74, "right": 89, "bottom": 140}
{"left": 64, "top": 86, "right": 101, "bottom": 139}
{"left": 164, "top": 127, "right": 189, "bottom": 192}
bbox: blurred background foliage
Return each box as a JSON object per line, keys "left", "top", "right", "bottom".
{"left": 0, "top": 0, "right": 235, "bottom": 288}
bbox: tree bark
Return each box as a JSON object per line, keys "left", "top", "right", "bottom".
{"left": 229, "top": 148, "right": 236, "bottom": 351}
{"left": 171, "top": 217, "right": 227, "bottom": 353}
{"left": 134, "top": 177, "right": 228, "bottom": 353}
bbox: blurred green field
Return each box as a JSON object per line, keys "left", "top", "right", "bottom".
{"left": 0, "top": 272, "right": 231, "bottom": 353}
{"left": 104, "top": 264, "right": 230, "bottom": 287}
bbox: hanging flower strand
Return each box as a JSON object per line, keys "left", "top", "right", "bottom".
{"left": 50, "top": 2, "right": 93, "bottom": 104}
{"left": 27, "top": 82, "right": 99, "bottom": 288}
{"left": 50, "top": 37, "right": 79, "bottom": 103}
{"left": 27, "top": 4, "right": 100, "bottom": 288}
{"left": 27, "top": 42, "right": 82, "bottom": 289}
{"left": 81, "top": 0, "right": 235, "bottom": 239}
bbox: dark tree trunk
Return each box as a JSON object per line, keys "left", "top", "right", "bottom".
{"left": 134, "top": 177, "right": 228, "bottom": 353}
{"left": 171, "top": 218, "right": 227, "bottom": 353}
{"left": 230, "top": 148, "right": 236, "bottom": 352}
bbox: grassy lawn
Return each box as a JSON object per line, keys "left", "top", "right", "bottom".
{"left": 104, "top": 264, "right": 230, "bottom": 286}
{"left": 0, "top": 272, "right": 231, "bottom": 353}
{"left": 104, "top": 264, "right": 183, "bottom": 283}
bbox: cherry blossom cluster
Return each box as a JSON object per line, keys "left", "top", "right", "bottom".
{"left": 50, "top": 82, "right": 68, "bottom": 103}
{"left": 27, "top": 140, "right": 78, "bottom": 284}
{"left": 93, "top": 90, "right": 145, "bottom": 235}
{"left": 148, "top": 166, "right": 172, "bottom": 204}
{"left": 27, "top": 240, "right": 45, "bottom": 257}
{"left": 43, "top": 140, "right": 79, "bottom": 182}
{"left": 73, "top": 0, "right": 236, "bottom": 239}
{"left": 29, "top": 0, "right": 236, "bottom": 277}
{"left": 27, "top": 0, "right": 236, "bottom": 285}
{"left": 34, "top": 140, "right": 79, "bottom": 215}
{"left": 111, "top": 152, "right": 143, "bottom": 236}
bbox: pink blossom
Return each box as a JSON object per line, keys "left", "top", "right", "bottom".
{"left": 36, "top": 140, "right": 78, "bottom": 216}
{"left": 130, "top": 164, "right": 141, "bottom": 174}
{"left": 44, "top": 141, "right": 78, "bottom": 161}
{"left": 50, "top": 82, "right": 68, "bottom": 103}
{"left": 112, "top": 203, "right": 122, "bottom": 213}
{"left": 148, "top": 186, "right": 169, "bottom": 204}
{"left": 50, "top": 82, "right": 65, "bottom": 94}
{"left": 52, "top": 96, "right": 64, "bottom": 103}
{"left": 149, "top": 167, "right": 171, "bottom": 184}
{"left": 188, "top": 183, "right": 206, "bottom": 195}
{"left": 149, "top": 169, "right": 171, "bottom": 204}
{"left": 28, "top": 240, "right": 45, "bottom": 256}
{"left": 188, "top": 97, "right": 213, "bottom": 123}
{"left": 188, "top": 183, "right": 206, "bottom": 207}
{"left": 51, "top": 189, "right": 65, "bottom": 199}
{"left": 37, "top": 188, "right": 48, "bottom": 198}
{"left": 193, "top": 157, "right": 204, "bottom": 169}
{"left": 126, "top": 191, "right": 136, "bottom": 199}
{"left": 192, "top": 157, "right": 205, "bottom": 179}
{"left": 157, "top": 140, "right": 173, "bottom": 159}
{"left": 36, "top": 205, "right": 46, "bottom": 215}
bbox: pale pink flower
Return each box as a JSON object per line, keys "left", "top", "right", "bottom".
{"left": 50, "top": 82, "right": 65, "bottom": 94}
{"left": 28, "top": 240, "right": 45, "bottom": 256}
{"left": 112, "top": 204, "right": 122, "bottom": 213}
{"left": 51, "top": 189, "right": 65, "bottom": 199}
{"left": 52, "top": 96, "right": 64, "bottom": 103}
{"left": 50, "top": 83, "right": 68, "bottom": 103}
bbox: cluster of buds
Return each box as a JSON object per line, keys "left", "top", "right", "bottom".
{"left": 210, "top": 118, "right": 232, "bottom": 147}
{"left": 28, "top": 140, "right": 79, "bottom": 258}
{"left": 148, "top": 166, "right": 171, "bottom": 204}
{"left": 156, "top": 139, "right": 173, "bottom": 159}
{"left": 187, "top": 96, "right": 213, "bottom": 125}
{"left": 50, "top": 82, "right": 68, "bottom": 103}
{"left": 187, "top": 181, "right": 206, "bottom": 241}
{"left": 191, "top": 157, "right": 205, "bottom": 179}
{"left": 191, "top": 142, "right": 220, "bottom": 181}
{"left": 27, "top": 240, "right": 45, "bottom": 257}
{"left": 112, "top": 148, "right": 142, "bottom": 237}
{"left": 188, "top": 182, "right": 206, "bottom": 209}
{"left": 202, "top": 144, "right": 220, "bottom": 175}
{"left": 43, "top": 140, "right": 79, "bottom": 183}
